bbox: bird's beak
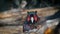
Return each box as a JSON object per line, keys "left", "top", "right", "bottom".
{"left": 31, "top": 17, "right": 34, "bottom": 23}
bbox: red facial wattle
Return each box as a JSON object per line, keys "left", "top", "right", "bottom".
{"left": 27, "top": 15, "right": 38, "bottom": 22}
{"left": 27, "top": 16, "right": 30, "bottom": 21}
{"left": 34, "top": 15, "right": 38, "bottom": 21}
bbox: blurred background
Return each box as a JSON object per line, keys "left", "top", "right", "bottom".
{"left": 0, "top": 0, "right": 60, "bottom": 12}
